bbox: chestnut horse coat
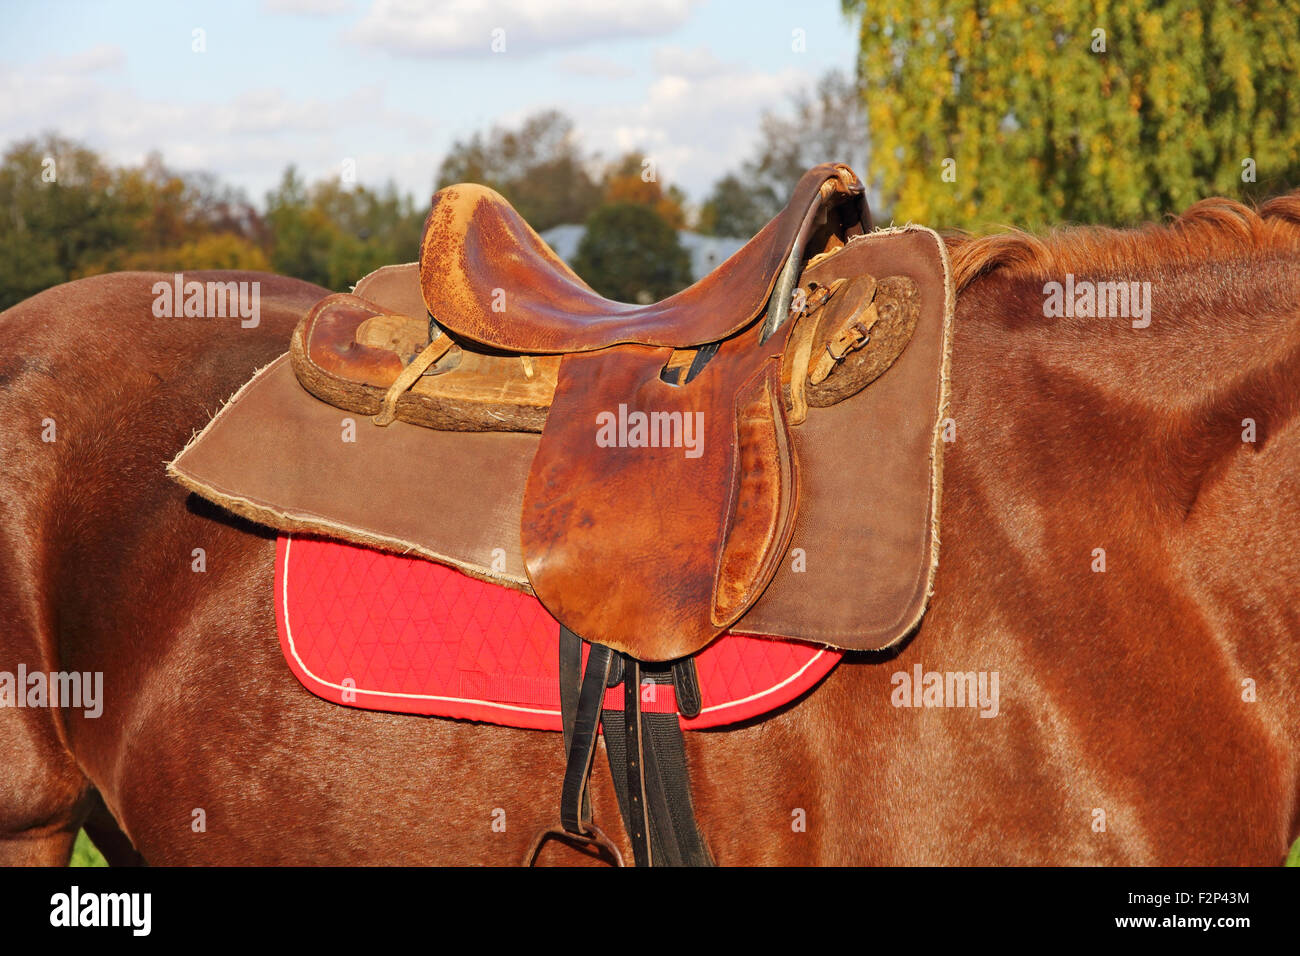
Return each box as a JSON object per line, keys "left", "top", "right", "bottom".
{"left": 1, "top": 191, "right": 1297, "bottom": 865}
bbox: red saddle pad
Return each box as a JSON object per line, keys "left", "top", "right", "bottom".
{"left": 276, "top": 535, "right": 841, "bottom": 731}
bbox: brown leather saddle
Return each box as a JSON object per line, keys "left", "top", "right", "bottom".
{"left": 169, "top": 162, "right": 954, "bottom": 865}
{"left": 290, "top": 163, "right": 927, "bottom": 661}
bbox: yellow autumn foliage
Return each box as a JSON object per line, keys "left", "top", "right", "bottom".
{"left": 843, "top": 0, "right": 1300, "bottom": 229}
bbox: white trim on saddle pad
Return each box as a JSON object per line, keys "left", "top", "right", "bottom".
{"left": 276, "top": 534, "right": 842, "bottom": 731}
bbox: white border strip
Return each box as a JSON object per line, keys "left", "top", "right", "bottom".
{"left": 279, "top": 534, "right": 835, "bottom": 722}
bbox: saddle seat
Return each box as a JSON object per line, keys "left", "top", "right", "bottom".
{"left": 418, "top": 163, "right": 865, "bottom": 353}
{"left": 291, "top": 164, "right": 912, "bottom": 433}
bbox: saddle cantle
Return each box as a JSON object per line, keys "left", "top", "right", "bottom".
{"left": 169, "top": 162, "right": 956, "bottom": 865}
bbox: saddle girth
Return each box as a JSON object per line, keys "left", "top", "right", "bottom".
{"left": 526, "top": 629, "right": 714, "bottom": 867}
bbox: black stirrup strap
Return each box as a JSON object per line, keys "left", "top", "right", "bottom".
{"left": 524, "top": 630, "right": 621, "bottom": 865}
{"left": 558, "top": 636, "right": 612, "bottom": 835}
{"left": 528, "top": 628, "right": 712, "bottom": 866}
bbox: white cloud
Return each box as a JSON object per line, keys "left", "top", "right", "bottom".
{"left": 349, "top": 0, "right": 696, "bottom": 57}
{"left": 1, "top": 24, "right": 831, "bottom": 211}
{"left": 650, "top": 45, "right": 726, "bottom": 79}
{"left": 37, "top": 45, "right": 127, "bottom": 76}
{"left": 263, "top": 0, "right": 351, "bottom": 13}
{"left": 575, "top": 54, "right": 809, "bottom": 195}
{"left": 555, "top": 53, "right": 636, "bottom": 79}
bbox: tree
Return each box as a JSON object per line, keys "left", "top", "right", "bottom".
{"left": 0, "top": 135, "right": 278, "bottom": 305}
{"left": 571, "top": 203, "right": 692, "bottom": 303}
{"left": 436, "top": 110, "right": 601, "bottom": 231}
{"left": 84, "top": 234, "right": 272, "bottom": 274}
{"left": 76, "top": 153, "right": 267, "bottom": 276}
{"left": 183, "top": 171, "right": 266, "bottom": 245}
{"left": 696, "top": 173, "right": 777, "bottom": 237}
{"left": 697, "top": 70, "right": 868, "bottom": 236}
{"left": 265, "top": 166, "right": 336, "bottom": 285}
{"left": 600, "top": 152, "right": 688, "bottom": 229}
{"left": 308, "top": 179, "right": 425, "bottom": 288}
{"left": 843, "top": 0, "right": 1300, "bottom": 229}
{"left": 0, "top": 139, "right": 426, "bottom": 305}
{"left": 749, "top": 70, "right": 870, "bottom": 206}
{"left": 264, "top": 169, "right": 426, "bottom": 289}
{"left": 0, "top": 135, "right": 136, "bottom": 307}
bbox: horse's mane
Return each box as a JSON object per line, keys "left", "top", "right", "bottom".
{"left": 945, "top": 190, "right": 1300, "bottom": 293}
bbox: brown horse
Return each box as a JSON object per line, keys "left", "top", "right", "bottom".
{"left": 2, "top": 190, "right": 1298, "bottom": 866}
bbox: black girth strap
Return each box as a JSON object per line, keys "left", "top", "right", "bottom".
{"left": 527, "top": 628, "right": 712, "bottom": 866}
{"left": 601, "top": 656, "right": 714, "bottom": 866}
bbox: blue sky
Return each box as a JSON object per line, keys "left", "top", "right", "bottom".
{"left": 1, "top": 0, "right": 860, "bottom": 207}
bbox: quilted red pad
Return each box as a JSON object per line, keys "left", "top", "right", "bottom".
{"left": 276, "top": 535, "right": 841, "bottom": 731}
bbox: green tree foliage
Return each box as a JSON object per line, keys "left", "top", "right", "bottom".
{"left": 99, "top": 234, "right": 272, "bottom": 273}
{"left": 264, "top": 169, "right": 424, "bottom": 290}
{"left": 437, "top": 110, "right": 602, "bottom": 231}
{"left": 264, "top": 166, "right": 330, "bottom": 282}
{"left": 571, "top": 202, "right": 692, "bottom": 303}
{"left": 0, "top": 135, "right": 428, "bottom": 308}
{"left": 843, "top": 0, "right": 1300, "bottom": 229}
{"left": 600, "top": 152, "right": 689, "bottom": 229}
{"left": 0, "top": 135, "right": 272, "bottom": 307}
{"left": 696, "top": 173, "right": 775, "bottom": 237}
{"left": 0, "top": 135, "right": 134, "bottom": 306}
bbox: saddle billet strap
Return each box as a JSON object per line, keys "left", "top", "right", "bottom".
{"left": 531, "top": 633, "right": 712, "bottom": 866}
{"left": 672, "top": 658, "right": 702, "bottom": 718}
{"left": 621, "top": 658, "right": 651, "bottom": 863}
{"left": 601, "top": 656, "right": 714, "bottom": 867}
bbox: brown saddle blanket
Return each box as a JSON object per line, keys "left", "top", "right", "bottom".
{"left": 170, "top": 224, "right": 953, "bottom": 655}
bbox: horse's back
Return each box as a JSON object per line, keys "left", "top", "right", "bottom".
{"left": 0, "top": 271, "right": 326, "bottom": 863}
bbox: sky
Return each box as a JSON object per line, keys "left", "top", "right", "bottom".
{"left": 0, "top": 0, "right": 861, "bottom": 207}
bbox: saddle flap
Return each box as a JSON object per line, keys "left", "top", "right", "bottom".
{"left": 521, "top": 322, "right": 799, "bottom": 662}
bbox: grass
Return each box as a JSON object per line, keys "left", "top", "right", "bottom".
{"left": 70, "top": 829, "right": 107, "bottom": 867}
{"left": 64, "top": 828, "right": 1300, "bottom": 866}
